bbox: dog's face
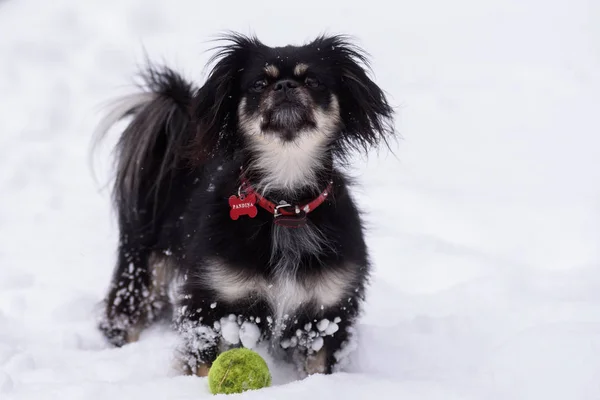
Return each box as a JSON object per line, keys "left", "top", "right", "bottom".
{"left": 237, "top": 47, "right": 340, "bottom": 144}
{"left": 190, "top": 34, "right": 394, "bottom": 172}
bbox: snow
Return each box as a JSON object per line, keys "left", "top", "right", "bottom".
{"left": 0, "top": 0, "right": 599, "bottom": 399}
{"left": 311, "top": 337, "right": 324, "bottom": 353}
{"left": 239, "top": 322, "right": 261, "bottom": 350}
{"left": 324, "top": 323, "right": 339, "bottom": 336}
{"left": 220, "top": 316, "right": 241, "bottom": 346}
{"left": 316, "top": 319, "right": 330, "bottom": 333}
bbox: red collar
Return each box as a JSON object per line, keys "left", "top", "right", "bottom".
{"left": 239, "top": 177, "right": 333, "bottom": 217}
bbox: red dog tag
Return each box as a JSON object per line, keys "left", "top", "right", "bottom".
{"left": 229, "top": 193, "right": 258, "bottom": 220}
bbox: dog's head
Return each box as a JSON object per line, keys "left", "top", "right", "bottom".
{"left": 190, "top": 33, "right": 394, "bottom": 187}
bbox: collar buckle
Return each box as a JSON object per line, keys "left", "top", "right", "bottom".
{"left": 274, "top": 202, "right": 293, "bottom": 217}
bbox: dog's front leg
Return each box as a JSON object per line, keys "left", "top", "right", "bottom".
{"left": 173, "top": 292, "right": 266, "bottom": 377}
{"left": 174, "top": 295, "right": 232, "bottom": 377}
{"left": 174, "top": 310, "right": 220, "bottom": 377}
{"left": 283, "top": 304, "right": 359, "bottom": 376}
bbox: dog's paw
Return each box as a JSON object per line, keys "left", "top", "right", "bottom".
{"left": 175, "top": 359, "right": 211, "bottom": 377}
{"left": 98, "top": 318, "right": 140, "bottom": 347}
{"left": 304, "top": 347, "right": 327, "bottom": 375}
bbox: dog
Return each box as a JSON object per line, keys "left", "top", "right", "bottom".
{"left": 95, "top": 33, "right": 394, "bottom": 377}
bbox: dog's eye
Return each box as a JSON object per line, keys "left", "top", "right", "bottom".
{"left": 252, "top": 79, "right": 268, "bottom": 92}
{"left": 305, "top": 76, "right": 321, "bottom": 88}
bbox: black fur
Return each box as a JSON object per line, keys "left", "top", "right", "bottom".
{"left": 96, "top": 33, "right": 394, "bottom": 376}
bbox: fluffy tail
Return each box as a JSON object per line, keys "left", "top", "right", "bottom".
{"left": 95, "top": 65, "right": 196, "bottom": 225}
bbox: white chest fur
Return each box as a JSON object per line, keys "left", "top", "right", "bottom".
{"left": 202, "top": 258, "right": 354, "bottom": 323}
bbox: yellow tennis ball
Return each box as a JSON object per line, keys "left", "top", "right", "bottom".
{"left": 208, "top": 348, "right": 271, "bottom": 395}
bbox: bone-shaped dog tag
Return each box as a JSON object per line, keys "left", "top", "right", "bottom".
{"left": 229, "top": 193, "right": 258, "bottom": 220}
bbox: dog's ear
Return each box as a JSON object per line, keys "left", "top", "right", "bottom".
{"left": 188, "top": 33, "right": 260, "bottom": 162}
{"left": 317, "top": 36, "right": 395, "bottom": 155}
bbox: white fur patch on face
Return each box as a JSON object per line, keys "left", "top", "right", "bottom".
{"left": 238, "top": 95, "right": 341, "bottom": 192}
{"left": 203, "top": 256, "right": 356, "bottom": 328}
{"left": 294, "top": 63, "right": 309, "bottom": 76}
{"left": 264, "top": 64, "right": 279, "bottom": 78}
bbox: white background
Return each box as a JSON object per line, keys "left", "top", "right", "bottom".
{"left": 0, "top": 0, "right": 599, "bottom": 398}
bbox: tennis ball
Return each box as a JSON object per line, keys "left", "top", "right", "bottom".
{"left": 208, "top": 348, "right": 271, "bottom": 395}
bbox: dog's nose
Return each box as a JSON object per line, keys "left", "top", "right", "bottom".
{"left": 273, "top": 79, "right": 298, "bottom": 92}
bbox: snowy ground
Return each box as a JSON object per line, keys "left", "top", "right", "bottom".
{"left": 1, "top": 0, "right": 599, "bottom": 399}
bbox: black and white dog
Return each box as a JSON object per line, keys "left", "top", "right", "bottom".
{"left": 96, "top": 33, "right": 394, "bottom": 376}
